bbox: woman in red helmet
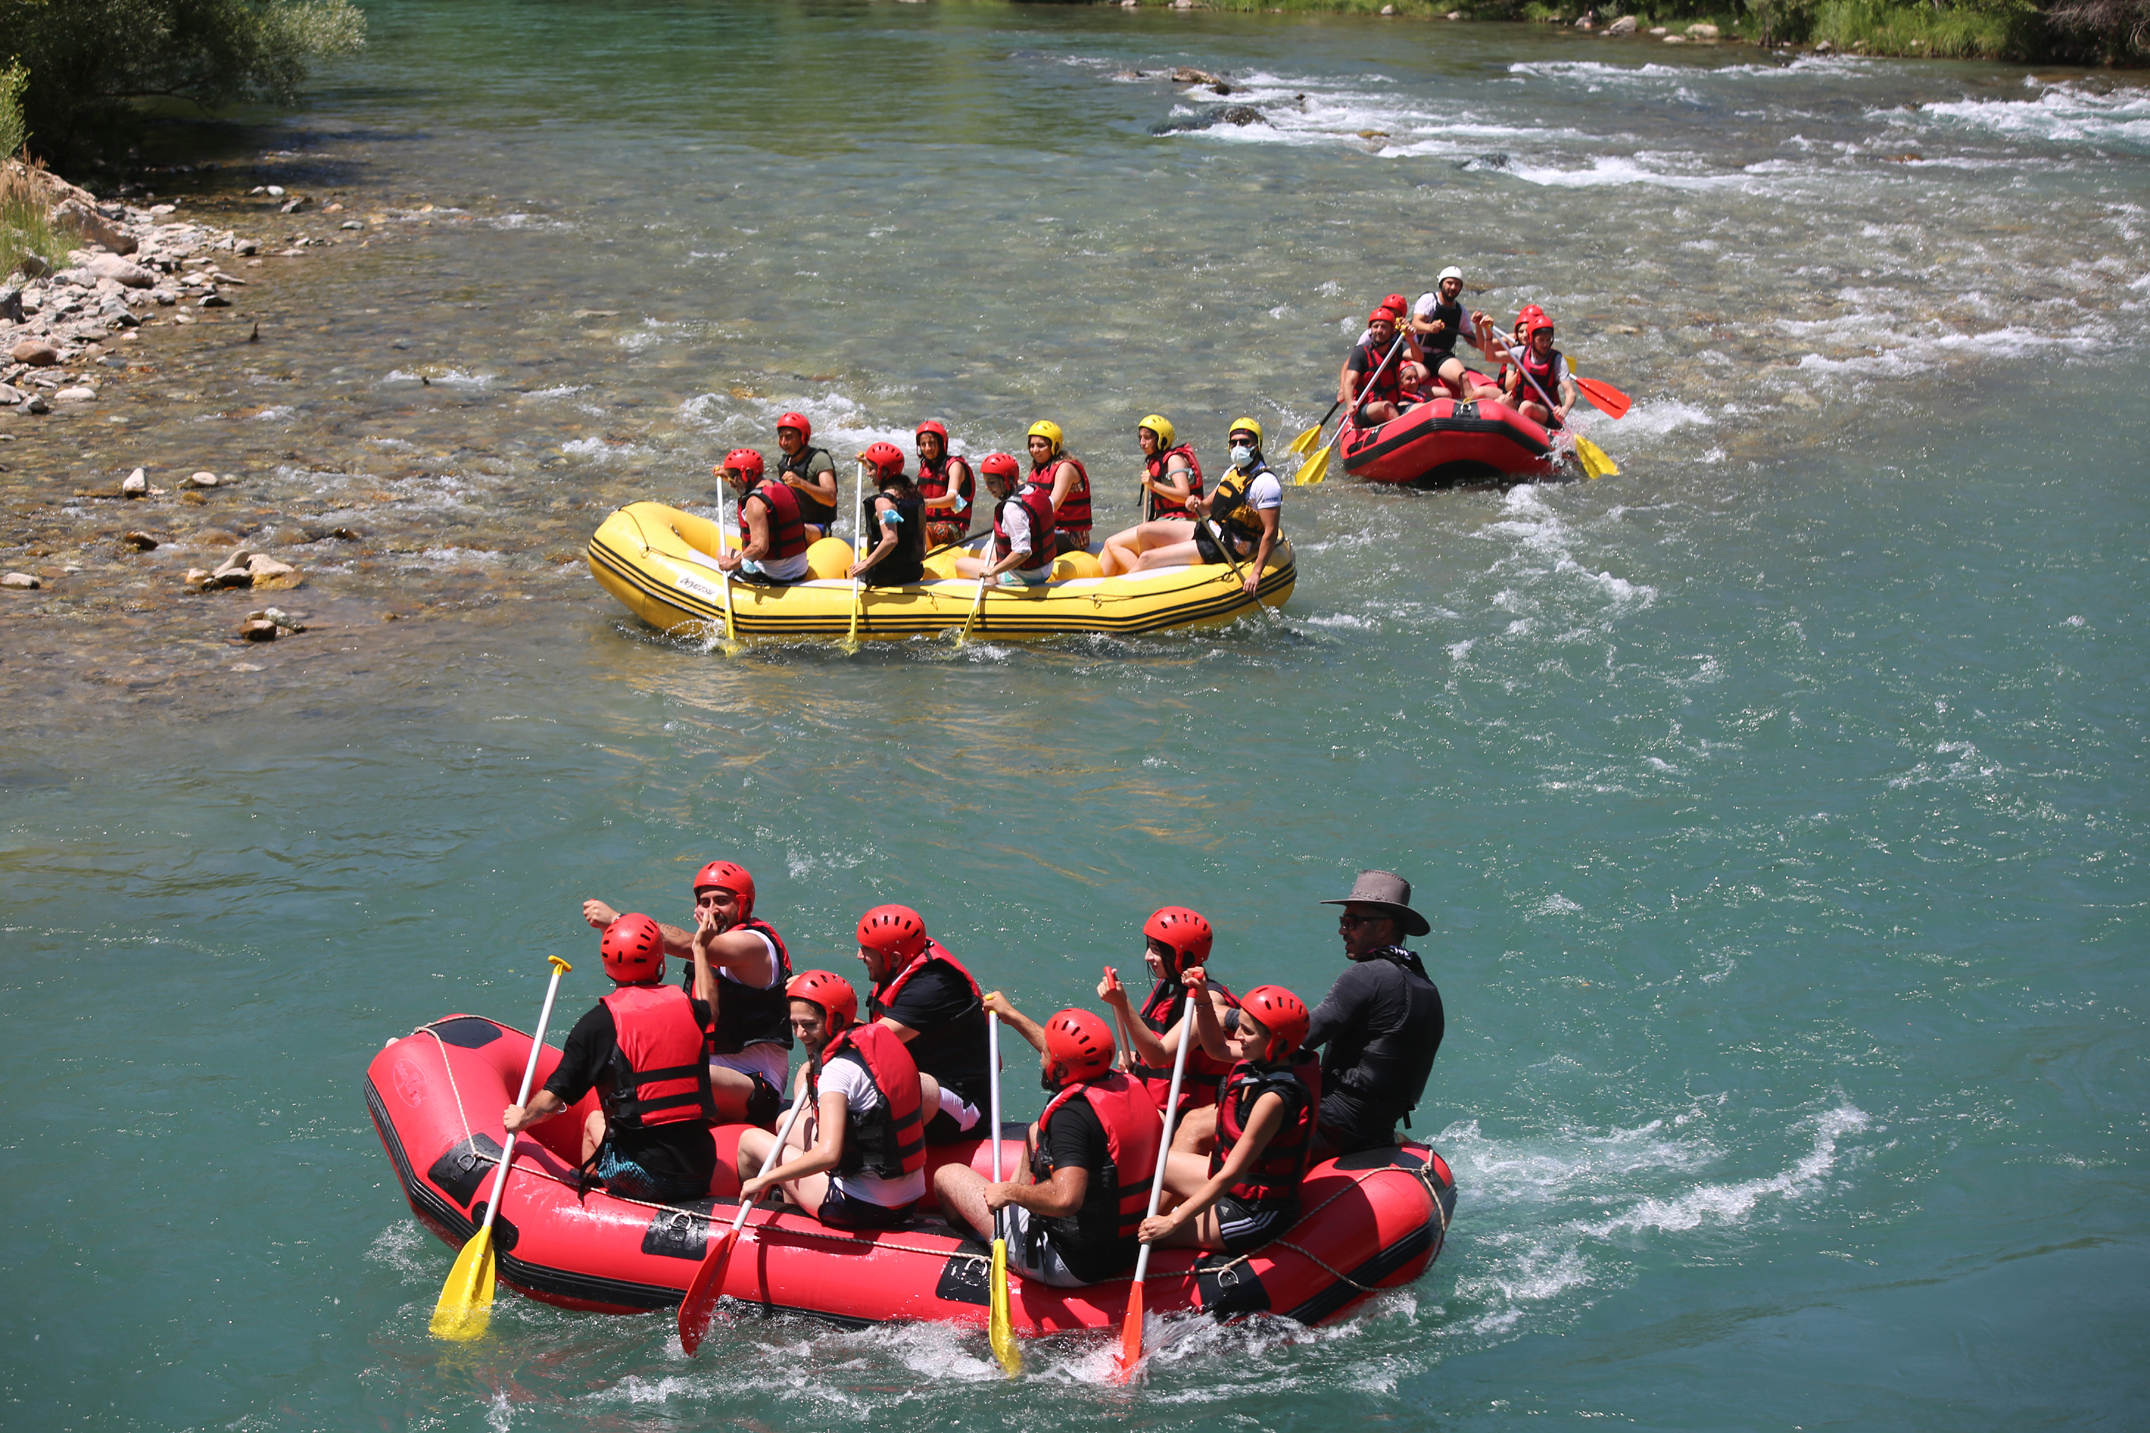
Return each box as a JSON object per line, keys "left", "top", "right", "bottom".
{"left": 582, "top": 860, "right": 794, "bottom": 1129}
{"left": 912, "top": 420, "right": 975, "bottom": 550}
{"left": 1095, "top": 905, "right": 1240, "bottom": 1116}
{"left": 953, "top": 452, "right": 1055, "bottom": 587}
{"left": 1493, "top": 307, "right": 1576, "bottom": 427}
{"left": 934, "top": 997, "right": 1163, "bottom": 1286}
{"left": 772, "top": 411, "right": 839, "bottom": 539}
{"left": 736, "top": 969, "right": 927, "bottom": 1229}
{"left": 847, "top": 442, "right": 927, "bottom": 586}
{"left": 503, "top": 913, "right": 720, "bottom": 1202}
{"left": 1137, "top": 978, "right": 1320, "bottom": 1254}
{"left": 854, "top": 904, "right": 988, "bottom": 1145}
{"left": 713, "top": 449, "right": 814, "bottom": 586}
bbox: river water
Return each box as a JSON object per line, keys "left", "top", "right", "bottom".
{"left": 3, "top": 1, "right": 2147, "bottom": 1428}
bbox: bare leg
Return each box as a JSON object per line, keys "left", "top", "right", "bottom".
{"left": 709, "top": 1067, "right": 760, "bottom": 1124}
{"left": 1132, "top": 539, "right": 1206, "bottom": 573}
{"left": 1170, "top": 1105, "right": 1218, "bottom": 1156}
{"left": 582, "top": 1109, "right": 606, "bottom": 1165}
{"left": 954, "top": 552, "right": 988, "bottom": 578}
{"left": 933, "top": 1163, "right": 994, "bottom": 1241}
{"left": 1358, "top": 401, "right": 1401, "bottom": 425}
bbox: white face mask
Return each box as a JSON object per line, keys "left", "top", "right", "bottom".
{"left": 1230, "top": 445, "right": 1255, "bottom": 468}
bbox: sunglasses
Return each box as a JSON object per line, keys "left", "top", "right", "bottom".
{"left": 1337, "top": 913, "right": 1382, "bottom": 927}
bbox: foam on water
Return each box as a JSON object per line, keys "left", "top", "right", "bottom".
{"left": 1911, "top": 80, "right": 2150, "bottom": 149}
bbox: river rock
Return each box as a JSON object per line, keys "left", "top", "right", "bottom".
{"left": 184, "top": 567, "right": 211, "bottom": 588}
{"left": 199, "top": 291, "right": 232, "bottom": 308}
{"left": 1170, "top": 67, "right": 1224, "bottom": 85}
{"left": 247, "top": 553, "right": 302, "bottom": 590}
{"left": 25, "top": 394, "right": 49, "bottom": 413}
{"left": 1686, "top": 21, "right": 1720, "bottom": 36}
{"left": 17, "top": 254, "right": 52, "bottom": 279}
{"left": 1663, "top": 33, "right": 1688, "bottom": 41}
{"left": 51, "top": 199, "right": 136, "bottom": 256}
{"left": 279, "top": 197, "right": 309, "bottom": 214}
{"left": 234, "top": 239, "right": 259, "bottom": 256}
{"left": 10, "top": 339, "right": 59, "bottom": 366}
{"left": 186, "top": 471, "right": 219, "bottom": 488}
{"left": 121, "top": 468, "right": 148, "bottom": 496}
{"left": 237, "top": 617, "right": 280, "bottom": 641}
{"left": 254, "top": 606, "right": 307, "bottom": 631}
{"left": 86, "top": 254, "right": 154, "bottom": 288}
{"left": 0, "top": 384, "right": 21, "bottom": 405}
{"left": 121, "top": 531, "right": 161, "bottom": 550}
{"left": 1607, "top": 14, "right": 1637, "bottom": 31}
{"left": 55, "top": 385, "right": 97, "bottom": 401}
{"left": 1813, "top": 38, "right": 1834, "bottom": 50}
{"left": 2, "top": 571, "right": 40, "bottom": 590}
{"left": 340, "top": 220, "right": 363, "bottom": 231}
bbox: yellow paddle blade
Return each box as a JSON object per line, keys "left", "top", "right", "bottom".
{"left": 1576, "top": 436, "right": 1619, "bottom": 480}
{"left": 988, "top": 1238, "right": 1021, "bottom": 1376}
{"left": 429, "top": 1227, "right": 496, "bottom": 1342}
{"left": 1293, "top": 445, "right": 1331, "bottom": 487}
{"left": 1283, "top": 422, "right": 1322, "bottom": 458}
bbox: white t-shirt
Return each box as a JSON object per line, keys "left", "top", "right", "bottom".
{"left": 1221, "top": 468, "right": 1283, "bottom": 512}
{"left": 997, "top": 498, "right": 1035, "bottom": 555}
{"left": 1411, "top": 291, "right": 1479, "bottom": 346}
{"left": 817, "top": 1054, "right": 927, "bottom": 1207}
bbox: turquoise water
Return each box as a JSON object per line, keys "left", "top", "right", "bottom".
{"left": 4, "top": 2, "right": 2148, "bottom": 1428}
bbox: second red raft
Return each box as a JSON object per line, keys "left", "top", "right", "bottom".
{"left": 1339, "top": 396, "right": 1560, "bottom": 487}
{"left": 366, "top": 1013, "right": 1457, "bottom": 1334}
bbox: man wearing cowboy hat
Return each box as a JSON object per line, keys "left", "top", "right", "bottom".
{"left": 1306, "top": 870, "right": 1447, "bottom": 1156}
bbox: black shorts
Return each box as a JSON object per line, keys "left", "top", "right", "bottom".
{"left": 1215, "top": 1193, "right": 1297, "bottom": 1254}
{"left": 1194, "top": 524, "right": 1247, "bottom": 566}
{"left": 743, "top": 1071, "right": 783, "bottom": 1129}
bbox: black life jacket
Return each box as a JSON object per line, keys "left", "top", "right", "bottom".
{"left": 1032, "top": 1071, "right": 1164, "bottom": 1244}
{"left": 681, "top": 915, "right": 794, "bottom": 1054}
{"left": 991, "top": 481, "right": 1058, "bottom": 572}
{"left": 743, "top": 479, "right": 810, "bottom": 561}
{"left": 775, "top": 444, "right": 837, "bottom": 529}
{"left": 597, "top": 983, "right": 719, "bottom": 1131}
{"left": 1319, "top": 946, "right": 1442, "bottom": 1124}
{"left": 1143, "top": 444, "right": 1205, "bottom": 521}
{"left": 868, "top": 940, "right": 987, "bottom": 1097}
{"left": 1210, "top": 1052, "right": 1321, "bottom": 1207}
{"left": 1420, "top": 295, "right": 1465, "bottom": 358}
{"left": 859, "top": 487, "right": 926, "bottom": 585}
{"left": 811, "top": 1023, "right": 927, "bottom": 1179}
{"left": 916, "top": 453, "right": 974, "bottom": 534}
{"left": 1208, "top": 462, "right": 1276, "bottom": 547}
{"left": 1131, "top": 976, "right": 1239, "bottom": 1113}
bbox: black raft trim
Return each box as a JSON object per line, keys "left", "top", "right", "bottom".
{"left": 426, "top": 1133, "right": 505, "bottom": 1208}
{"left": 934, "top": 1237, "right": 995, "bottom": 1307}
{"left": 641, "top": 1200, "right": 721, "bottom": 1262}
{"left": 1196, "top": 1253, "right": 1272, "bottom": 1317}
{"left": 427, "top": 1016, "right": 504, "bottom": 1050}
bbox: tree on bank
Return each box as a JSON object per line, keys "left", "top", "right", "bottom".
{"left": 0, "top": 0, "right": 365, "bottom": 167}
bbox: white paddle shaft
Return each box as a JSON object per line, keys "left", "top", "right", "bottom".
{"left": 1128, "top": 992, "right": 1199, "bottom": 1287}
{"left": 479, "top": 960, "right": 570, "bottom": 1234}
{"left": 730, "top": 1086, "right": 812, "bottom": 1234}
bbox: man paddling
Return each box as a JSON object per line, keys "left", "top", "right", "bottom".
{"left": 773, "top": 411, "right": 839, "bottom": 540}
{"left": 1410, "top": 266, "right": 1495, "bottom": 400}
{"left": 1340, "top": 306, "right": 1410, "bottom": 425}
{"left": 503, "top": 913, "right": 718, "bottom": 1202}
{"left": 582, "top": 860, "right": 794, "bottom": 1129}
{"left": 713, "top": 453, "right": 813, "bottom": 586}
{"left": 1304, "top": 870, "right": 1445, "bottom": 1156}
{"left": 934, "top": 998, "right": 1161, "bottom": 1287}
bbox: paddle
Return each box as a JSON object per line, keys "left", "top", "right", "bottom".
{"left": 844, "top": 459, "right": 869, "bottom": 651}
{"left": 430, "top": 954, "right": 573, "bottom": 1342}
{"left": 1487, "top": 331, "right": 1619, "bottom": 480}
{"left": 1284, "top": 398, "right": 1343, "bottom": 459}
{"left": 986, "top": 1013, "right": 1022, "bottom": 1376}
{"left": 677, "top": 1084, "right": 813, "bottom": 1355}
{"left": 1572, "top": 373, "right": 1631, "bottom": 420}
{"left": 954, "top": 565, "right": 991, "bottom": 647}
{"left": 1295, "top": 330, "right": 1407, "bottom": 487}
{"left": 715, "top": 482, "right": 738, "bottom": 651}
{"left": 1113, "top": 991, "right": 1197, "bottom": 1384}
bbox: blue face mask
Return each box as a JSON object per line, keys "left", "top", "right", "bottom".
{"left": 1230, "top": 445, "right": 1255, "bottom": 468}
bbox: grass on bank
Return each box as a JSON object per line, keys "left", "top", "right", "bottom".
{"left": 1, "top": 63, "right": 60, "bottom": 283}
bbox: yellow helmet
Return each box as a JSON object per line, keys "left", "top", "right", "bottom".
{"left": 1138, "top": 413, "right": 1175, "bottom": 450}
{"left": 1228, "top": 416, "right": 1264, "bottom": 447}
{"left": 1026, "top": 420, "right": 1063, "bottom": 458}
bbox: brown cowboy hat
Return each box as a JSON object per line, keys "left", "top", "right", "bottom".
{"left": 1320, "top": 869, "right": 1431, "bottom": 938}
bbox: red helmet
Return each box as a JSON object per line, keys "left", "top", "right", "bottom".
{"left": 1517, "top": 304, "right": 1547, "bottom": 327}
{"left": 776, "top": 410, "right": 812, "bottom": 438}
{"left": 600, "top": 913, "right": 666, "bottom": 984}
{"left": 1043, "top": 1008, "right": 1115, "bottom": 1087}
{"left": 692, "top": 859, "right": 755, "bottom": 911}
{"left": 856, "top": 903, "right": 928, "bottom": 965}
{"left": 1382, "top": 292, "right": 1409, "bottom": 316}
{"left": 915, "top": 419, "right": 949, "bottom": 446}
{"left": 980, "top": 452, "right": 1020, "bottom": 482}
{"left": 1369, "top": 306, "right": 1399, "bottom": 325}
{"left": 1524, "top": 310, "right": 1556, "bottom": 338}
{"left": 785, "top": 969, "right": 858, "bottom": 1030}
{"left": 718, "top": 448, "right": 764, "bottom": 482}
{"left": 861, "top": 441, "right": 906, "bottom": 480}
{"left": 1142, "top": 906, "right": 1213, "bottom": 973}
{"left": 1238, "top": 985, "right": 1310, "bottom": 1061}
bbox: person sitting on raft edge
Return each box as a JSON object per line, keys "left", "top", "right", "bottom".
{"left": 582, "top": 860, "right": 794, "bottom": 1129}
{"left": 848, "top": 442, "right": 927, "bottom": 587}
{"left": 1105, "top": 417, "right": 1281, "bottom": 597}
{"left": 934, "top": 997, "right": 1163, "bottom": 1287}
{"left": 502, "top": 913, "right": 719, "bottom": 1203}
{"left": 1340, "top": 305, "right": 1411, "bottom": 426}
{"left": 913, "top": 419, "right": 975, "bottom": 550}
{"left": 1096, "top": 905, "right": 1241, "bottom": 1117}
{"left": 736, "top": 969, "right": 929, "bottom": 1230}
{"left": 854, "top": 903, "right": 987, "bottom": 1145}
{"left": 954, "top": 451, "right": 1055, "bottom": 588}
{"left": 1141, "top": 978, "right": 1321, "bottom": 1254}
{"left": 773, "top": 410, "right": 839, "bottom": 540}
{"left": 1306, "top": 869, "right": 1446, "bottom": 1158}
{"left": 1025, "top": 420, "right": 1094, "bottom": 558}
{"left": 1097, "top": 414, "right": 1206, "bottom": 578}
{"left": 1495, "top": 306, "right": 1577, "bottom": 429}
{"left": 713, "top": 449, "right": 813, "bottom": 586}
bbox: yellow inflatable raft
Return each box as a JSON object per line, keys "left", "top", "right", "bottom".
{"left": 585, "top": 502, "right": 1294, "bottom": 643}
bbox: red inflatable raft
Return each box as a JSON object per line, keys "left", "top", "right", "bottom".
{"left": 1339, "top": 397, "right": 1561, "bottom": 487}
{"left": 366, "top": 1014, "right": 1456, "bottom": 1333}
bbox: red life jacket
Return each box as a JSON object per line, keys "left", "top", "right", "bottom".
{"left": 1513, "top": 344, "right": 1566, "bottom": 428}
{"left": 1209, "top": 1052, "right": 1321, "bottom": 1207}
{"left": 868, "top": 940, "right": 986, "bottom": 1094}
{"left": 1036, "top": 454, "right": 1091, "bottom": 538}
{"left": 1033, "top": 1072, "right": 1164, "bottom": 1241}
{"left": 811, "top": 1022, "right": 927, "bottom": 1179}
{"left": 991, "top": 481, "right": 1059, "bottom": 572}
{"left": 1132, "top": 977, "right": 1239, "bottom": 1113}
{"left": 597, "top": 982, "right": 718, "bottom": 1130}
{"left": 1353, "top": 337, "right": 1403, "bottom": 409}
{"left": 916, "top": 453, "right": 974, "bottom": 532}
{"left": 744, "top": 478, "right": 810, "bottom": 560}
{"left": 1143, "top": 444, "right": 1205, "bottom": 521}
{"left": 681, "top": 915, "right": 793, "bottom": 1056}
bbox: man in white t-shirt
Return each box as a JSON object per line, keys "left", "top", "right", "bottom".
{"left": 1410, "top": 266, "right": 1498, "bottom": 401}
{"left": 1118, "top": 419, "right": 1283, "bottom": 597}
{"left": 737, "top": 970, "right": 928, "bottom": 1230}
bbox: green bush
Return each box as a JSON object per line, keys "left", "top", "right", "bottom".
{"left": 0, "top": 0, "right": 364, "bottom": 166}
